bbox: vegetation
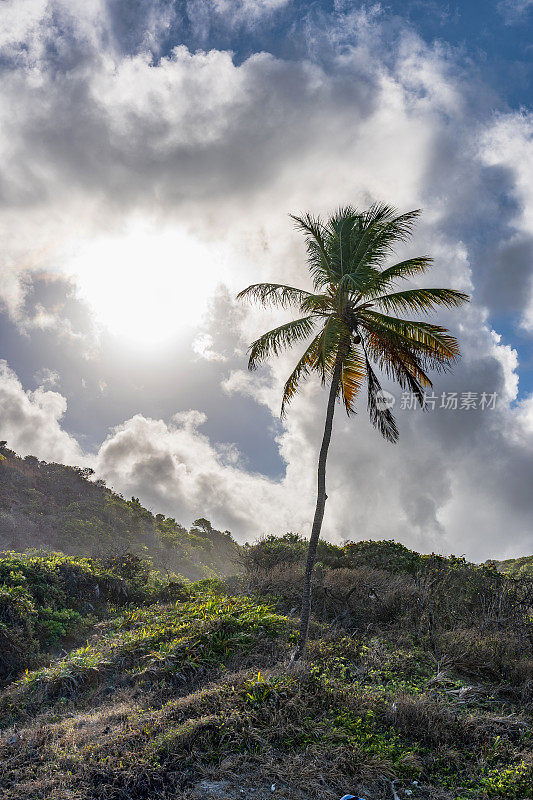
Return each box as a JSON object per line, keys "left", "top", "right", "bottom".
{"left": 1, "top": 538, "right": 531, "bottom": 799}
{"left": 0, "top": 444, "right": 239, "bottom": 578}
{"left": 1, "top": 442, "right": 531, "bottom": 798}
{"left": 238, "top": 204, "right": 469, "bottom": 655}
{"left": 0, "top": 549, "right": 189, "bottom": 683}
{"left": 494, "top": 555, "right": 533, "bottom": 579}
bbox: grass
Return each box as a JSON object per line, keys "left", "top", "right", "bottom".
{"left": 1, "top": 544, "right": 532, "bottom": 800}
{"left": 0, "top": 550, "right": 194, "bottom": 683}
{"left": 1, "top": 590, "right": 532, "bottom": 799}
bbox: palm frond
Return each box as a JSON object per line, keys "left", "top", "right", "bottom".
{"left": 362, "top": 256, "right": 433, "bottom": 298}
{"left": 299, "top": 292, "right": 334, "bottom": 315}
{"left": 315, "top": 315, "right": 350, "bottom": 385}
{"left": 290, "top": 213, "right": 335, "bottom": 291}
{"left": 280, "top": 334, "right": 322, "bottom": 417}
{"left": 248, "top": 316, "right": 317, "bottom": 370}
{"left": 237, "top": 283, "right": 314, "bottom": 310}
{"left": 326, "top": 207, "right": 361, "bottom": 278}
{"left": 360, "top": 310, "right": 461, "bottom": 362}
{"left": 361, "top": 316, "right": 454, "bottom": 378}
{"left": 364, "top": 354, "right": 399, "bottom": 444}
{"left": 350, "top": 206, "right": 421, "bottom": 274}
{"left": 375, "top": 288, "right": 470, "bottom": 315}
{"left": 340, "top": 347, "right": 366, "bottom": 414}
{"left": 368, "top": 337, "right": 431, "bottom": 407}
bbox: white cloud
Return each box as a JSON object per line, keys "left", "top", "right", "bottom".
{"left": 210, "top": 0, "right": 290, "bottom": 24}
{"left": 0, "top": 1, "right": 532, "bottom": 560}
{"left": 33, "top": 368, "right": 60, "bottom": 389}
{"left": 497, "top": 0, "right": 533, "bottom": 24}
{"left": 192, "top": 333, "right": 227, "bottom": 361}
{"left": 95, "top": 409, "right": 310, "bottom": 536}
{"left": 480, "top": 112, "right": 533, "bottom": 329}
{"left": 0, "top": 361, "right": 84, "bottom": 464}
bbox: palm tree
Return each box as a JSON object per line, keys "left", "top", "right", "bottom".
{"left": 237, "top": 204, "right": 469, "bottom": 656}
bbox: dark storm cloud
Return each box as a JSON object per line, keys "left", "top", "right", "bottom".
{"left": 478, "top": 236, "right": 533, "bottom": 313}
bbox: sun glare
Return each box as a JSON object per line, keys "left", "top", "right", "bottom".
{"left": 69, "top": 225, "right": 221, "bottom": 347}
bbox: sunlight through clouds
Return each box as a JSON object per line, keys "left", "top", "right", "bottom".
{"left": 67, "top": 223, "right": 226, "bottom": 346}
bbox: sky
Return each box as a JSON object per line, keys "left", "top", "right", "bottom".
{"left": 1, "top": 0, "right": 533, "bottom": 560}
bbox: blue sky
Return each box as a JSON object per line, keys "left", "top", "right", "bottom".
{"left": 0, "top": 0, "right": 532, "bottom": 559}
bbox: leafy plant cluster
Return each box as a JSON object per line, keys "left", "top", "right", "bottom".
{"left": 1, "top": 587, "right": 289, "bottom": 722}
{"left": 0, "top": 550, "right": 190, "bottom": 683}
{"left": 495, "top": 554, "right": 533, "bottom": 579}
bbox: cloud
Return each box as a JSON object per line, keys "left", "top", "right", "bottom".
{"left": 480, "top": 112, "right": 533, "bottom": 329}
{"left": 0, "top": 360, "right": 84, "bottom": 464}
{"left": 0, "top": 1, "right": 532, "bottom": 560}
{"left": 95, "top": 408, "right": 310, "bottom": 536}
{"left": 497, "top": 0, "right": 533, "bottom": 24}
{"left": 33, "top": 367, "right": 60, "bottom": 388}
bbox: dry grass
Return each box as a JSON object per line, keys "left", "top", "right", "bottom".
{"left": 1, "top": 578, "right": 532, "bottom": 800}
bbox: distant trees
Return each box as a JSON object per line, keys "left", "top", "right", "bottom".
{"left": 0, "top": 441, "right": 14, "bottom": 461}
{"left": 0, "top": 448, "right": 240, "bottom": 578}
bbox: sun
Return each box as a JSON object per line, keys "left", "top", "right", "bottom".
{"left": 68, "top": 223, "right": 221, "bottom": 347}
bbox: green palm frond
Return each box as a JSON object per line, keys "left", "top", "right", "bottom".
{"left": 248, "top": 316, "right": 317, "bottom": 370}
{"left": 315, "top": 315, "right": 350, "bottom": 384}
{"left": 335, "top": 269, "right": 378, "bottom": 300}
{"left": 236, "top": 283, "right": 314, "bottom": 310}
{"left": 370, "top": 341, "right": 431, "bottom": 407}
{"left": 363, "top": 256, "right": 433, "bottom": 296}
{"left": 281, "top": 334, "right": 323, "bottom": 417}
{"left": 290, "top": 213, "right": 335, "bottom": 290}
{"left": 361, "top": 318, "right": 454, "bottom": 380}
{"left": 340, "top": 348, "right": 366, "bottom": 414}
{"left": 360, "top": 310, "right": 461, "bottom": 362}
{"left": 350, "top": 205, "right": 421, "bottom": 274}
{"left": 299, "top": 293, "right": 334, "bottom": 315}
{"left": 325, "top": 207, "right": 360, "bottom": 278}
{"left": 375, "top": 288, "right": 470, "bottom": 315}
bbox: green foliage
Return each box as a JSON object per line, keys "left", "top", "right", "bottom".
{"left": 0, "top": 568, "right": 531, "bottom": 799}
{"left": 494, "top": 555, "right": 533, "bottom": 578}
{"left": 0, "top": 448, "right": 240, "bottom": 578}
{"left": 4, "top": 591, "right": 288, "bottom": 719}
{"left": 240, "top": 532, "right": 349, "bottom": 574}
{"left": 480, "top": 760, "right": 533, "bottom": 797}
{"left": 343, "top": 539, "right": 424, "bottom": 574}
{"left": 0, "top": 550, "right": 195, "bottom": 682}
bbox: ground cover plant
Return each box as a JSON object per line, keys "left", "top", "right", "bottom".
{"left": 0, "top": 549, "right": 190, "bottom": 684}
{"left": 1, "top": 540, "right": 531, "bottom": 800}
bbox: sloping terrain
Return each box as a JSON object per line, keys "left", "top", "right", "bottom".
{"left": 0, "top": 445, "right": 239, "bottom": 578}
{"left": 495, "top": 556, "right": 533, "bottom": 579}
{"left": 1, "top": 547, "right": 532, "bottom": 800}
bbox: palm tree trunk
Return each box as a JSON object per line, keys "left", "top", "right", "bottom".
{"left": 297, "top": 353, "right": 343, "bottom": 656}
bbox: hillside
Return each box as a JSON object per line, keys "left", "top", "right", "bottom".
{"left": 1, "top": 540, "right": 532, "bottom": 800}
{"left": 494, "top": 556, "right": 533, "bottom": 579}
{"left": 0, "top": 444, "right": 239, "bottom": 579}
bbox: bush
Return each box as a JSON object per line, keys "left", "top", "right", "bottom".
{"left": 0, "top": 550, "right": 184, "bottom": 682}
